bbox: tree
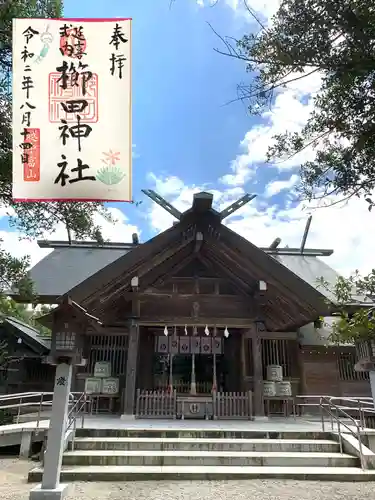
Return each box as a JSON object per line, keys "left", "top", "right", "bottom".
{"left": 0, "top": 0, "right": 114, "bottom": 297}
{"left": 214, "top": 0, "right": 375, "bottom": 208}
{"left": 317, "top": 271, "right": 375, "bottom": 344}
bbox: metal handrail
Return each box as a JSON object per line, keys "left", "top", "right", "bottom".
{"left": 327, "top": 396, "right": 375, "bottom": 429}
{"left": 66, "top": 392, "right": 91, "bottom": 451}
{"left": 319, "top": 396, "right": 365, "bottom": 469}
{"left": 0, "top": 391, "right": 85, "bottom": 428}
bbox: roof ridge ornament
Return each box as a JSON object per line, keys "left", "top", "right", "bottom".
{"left": 141, "top": 189, "right": 257, "bottom": 221}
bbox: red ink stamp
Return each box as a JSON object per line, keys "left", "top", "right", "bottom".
{"left": 59, "top": 25, "right": 87, "bottom": 59}
{"left": 48, "top": 73, "right": 98, "bottom": 123}
{"left": 23, "top": 128, "right": 40, "bottom": 182}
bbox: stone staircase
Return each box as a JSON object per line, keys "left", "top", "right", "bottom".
{"left": 28, "top": 428, "right": 375, "bottom": 481}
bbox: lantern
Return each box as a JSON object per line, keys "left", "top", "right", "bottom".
{"left": 40, "top": 297, "right": 101, "bottom": 366}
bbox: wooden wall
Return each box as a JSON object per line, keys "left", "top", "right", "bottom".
{"left": 300, "top": 345, "right": 371, "bottom": 398}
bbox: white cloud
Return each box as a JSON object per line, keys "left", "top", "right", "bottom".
{"left": 0, "top": 207, "right": 140, "bottom": 269}
{"left": 265, "top": 174, "right": 299, "bottom": 197}
{"left": 146, "top": 171, "right": 375, "bottom": 278}
{"left": 219, "top": 70, "right": 322, "bottom": 188}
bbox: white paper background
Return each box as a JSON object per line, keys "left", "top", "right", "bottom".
{"left": 12, "top": 18, "right": 132, "bottom": 201}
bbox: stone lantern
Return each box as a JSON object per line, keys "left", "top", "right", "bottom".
{"left": 47, "top": 310, "right": 87, "bottom": 367}
{"left": 30, "top": 297, "right": 101, "bottom": 500}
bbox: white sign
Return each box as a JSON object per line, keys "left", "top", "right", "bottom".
{"left": 12, "top": 18, "right": 132, "bottom": 202}
{"left": 84, "top": 377, "right": 102, "bottom": 394}
{"left": 94, "top": 361, "right": 111, "bottom": 378}
{"left": 101, "top": 377, "right": 119, "bottom": 394}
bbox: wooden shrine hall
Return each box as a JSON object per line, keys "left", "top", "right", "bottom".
{"left": 16, "top": 190, "right": 372, "bottom": 419}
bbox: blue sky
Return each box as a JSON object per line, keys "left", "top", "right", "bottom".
{"left": 61, "top": 0, "right": 289, "bottom": 237}
{"left": 2, "top": 0, "right": 374, "bottom": 277}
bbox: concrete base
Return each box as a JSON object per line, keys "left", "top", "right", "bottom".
{"left": 120, "top": 414, "right": 136, "bottom": 420}
{"left": 20, "top": 431, "right": 33, "bottom": 458}
{"left": 29, "top": 483, "right": 70, "bottom": 500}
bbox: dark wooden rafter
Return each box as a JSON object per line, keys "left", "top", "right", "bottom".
{"left": 203, "top": 247, "right": 256, "bottom": 293}
{"left": 71, "top": 221, "right": 190, "bottom": 305}
{"left": 262, "top": 296, "right": 300, "bottom": 329}
{"left": 272, "top": 293, "right": 315, "bottom": 326}
{"left": 98, "top": 250, "right": 199, "bottom": 319}
{"left": 211, "top": 236, "right": 324, "bottom": 315}
{"left": 204, "top": 238, "right": 323, "bottom": 330}
{"left": 198, "top": 253, "right": 252, "bottom": 297}
{"left": 145, "top": 251, "right": 197, "bottom": 290}
{"left": 93, "top": 235, "right": 196, "bottom": 306}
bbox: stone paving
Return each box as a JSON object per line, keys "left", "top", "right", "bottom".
{"left": 1, "top": 457, "right": 375, "bottom": 500}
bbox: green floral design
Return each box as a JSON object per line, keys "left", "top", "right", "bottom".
{"left": 96, "top": 165, "right": 126, "bottom": 185}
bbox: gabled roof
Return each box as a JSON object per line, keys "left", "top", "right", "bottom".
{"left": 272, "top": 254, "right": 339, "bottom": 302}
{"left": 57, "top": 192, "right": 338, "bottom": 331}
{"left": 25, "top": 241, "right": 135, "bottom": 300}
{"left": 3, "top": 316, "right": 50, "bottom": 353}
{"left": 15, "top": 192, "right": 367, "bottom": 331}
{"left": 21, "top": 241, "right": 340, "bottom": 304}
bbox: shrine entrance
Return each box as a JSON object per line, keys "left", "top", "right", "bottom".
{"left": 167, "top": 353, "right": 225, "bottom": 394}
{"left": 136, "top": 327, "right": 252, "bottom": 420}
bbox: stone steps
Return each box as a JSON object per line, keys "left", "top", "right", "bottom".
{"left": 28, "top": 428, "right": 372, "bottom": 482}
{"left": 76, "top": 429, "right": 333, "bottom": 440}
{"left": 28, "top": 465, "right": 375, "bottom": 482}
{"left": 72, "top": 437, "right": 340, "bottom": 453}
{"left": 61, "top": 449, "right": 358, "bottom": 467}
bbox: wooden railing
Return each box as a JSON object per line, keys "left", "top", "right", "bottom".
{"left": 135, "top": 389, "right": 253, "bottom": 420}
{"left": 213, "top": 391, "right": 253, "bottom": 420}
{"left": 135, "top": 389, "right": 177, "bottom": 419}
{"left": 153, "top": 381, "right": 212, "bottom": 394}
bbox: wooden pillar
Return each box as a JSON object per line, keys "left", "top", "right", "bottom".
{"left": 252, "top": 324, "right": 264, "bottom": 416}
{"left": 123, "top": 292, "right": 140, "bottom": 415}
{"left": 240, "top": 330, "right": 247, "bottom": 391}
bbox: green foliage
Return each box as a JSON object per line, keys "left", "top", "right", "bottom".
{"left": 316, "top": 271, "right": 375, "bottom": 343}
{"left": 229, "top": 0, "right": 375, "bottom": 206}
{"left": 0, "top": 296, "right": 52, "bottom": 335}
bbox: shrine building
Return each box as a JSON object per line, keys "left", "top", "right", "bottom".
{"left": 13, "top": 190, "right": 371, "bottom": 419}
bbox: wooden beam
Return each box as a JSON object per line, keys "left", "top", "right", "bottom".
{"left": 252, "top": 326, "right": 264, "bottom": 416}
{"left": 138, "top": 317, "right": 258, "bottom": 328}
{"left": 300, "top": 216, "right": 312, "bottom": 254}
{"left": 211, "top": 239, "right": 321, "bottom": 316}
{"left": 217, "top": 227, "right": 330, "bottom": 311}
{"left": 199, "top": 252, "right": 252, "bottom": 296}
{"left": 123, "top": 291, "right": 140, "bottom": 415}
{"left": 148, "top": 250, "right": 196, "bottom": 290}
{"left": 97, "top": 237, "right": 195, "bottom": 305}
{"left": 76, "top": 220, "right": 191, "bottom": 306}
{"left": 207, "top": 241, "right": 319, "bottom": 330}
{"left": 142, "top": 189, "right": 182, "bottom": 220}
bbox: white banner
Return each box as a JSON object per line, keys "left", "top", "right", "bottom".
{"left": 179, "top": 337, "right": 190, "bottom": 354}
{"left": 212, "top": 337, "right": 222, "bottom": 354}
{"left": 157, "top": 336, "right": 169, "bottom": 354}
{"left": 201, "top": 337, "right": 212, "bottom": 354}
{"left": 12, "top": 18, "right": 132, "bottom": 201}
{"left": 191, "top": 336, "right": 201, "bottom": 354}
